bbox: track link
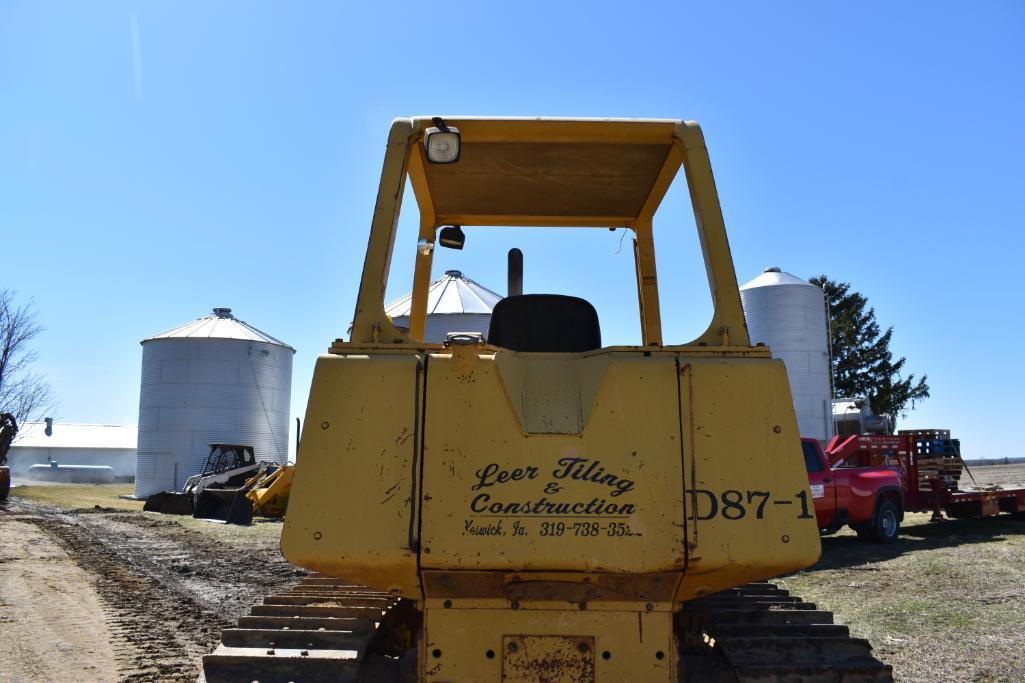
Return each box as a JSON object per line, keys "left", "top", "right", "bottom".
{"left": 200, "top": 576, "right": 408, "bottom": 683}
{"left": 678, "top": 582, "right": 893, "bottom": 682}
{"left": 204, "top": 578, "right": 891, "bottom": 682}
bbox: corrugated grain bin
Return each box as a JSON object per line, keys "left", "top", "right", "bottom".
{"left": 386, "top": 270, "right": 502, "bottom": 343}
{"left": 740, "top": 268, "right": 833, "bottom": 442}
{"left": 134, "top": 308, "right": 294, "bottom": 498}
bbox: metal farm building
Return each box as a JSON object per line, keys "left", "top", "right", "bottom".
{"left": 134, "top": 308, "right": 294, "bottom": 498}
{"left": 8, "top": 420, "right": 137, "bottom": 480}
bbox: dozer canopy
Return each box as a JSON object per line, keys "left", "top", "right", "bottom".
{"left": 348, "top": 117, "right": 750, "bottom": 350}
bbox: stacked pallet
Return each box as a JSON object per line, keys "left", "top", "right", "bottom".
{"left": 915, "top": 453, "right": 963, "bottom": 492}
{"left": 903, "top": 430, "right": 963, "bottom": 492}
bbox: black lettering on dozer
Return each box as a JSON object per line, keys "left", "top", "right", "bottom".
{"left": 470, "top": 493, "right": 636, "bottom": 516}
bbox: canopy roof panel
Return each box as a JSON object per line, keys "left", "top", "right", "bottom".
{"left": 426, "top": 142, "right": 671, "bottom": 220}
{"left": 409, "top": 117, "right": 684, "bottom": 227}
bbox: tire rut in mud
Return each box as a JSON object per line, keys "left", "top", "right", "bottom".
{"left": 12, "top": 503, "right": 303, "bottom": 682}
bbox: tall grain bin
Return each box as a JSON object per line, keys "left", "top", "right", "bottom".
{"left": 386, "top": 270, "right": 502, "bottom": 343}
{"left": 740, "top": 268, "right": 833, "bottom": 442}
{"left": 134, "top": 308, "right": 294, "bottom": 498}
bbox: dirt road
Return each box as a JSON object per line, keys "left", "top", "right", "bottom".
{"left": 0, "top": 497, "right": 303, "bottom": 682}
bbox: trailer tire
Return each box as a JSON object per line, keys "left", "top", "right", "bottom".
{"left": 868, "top": 500, "right": 900, "bottom": 544}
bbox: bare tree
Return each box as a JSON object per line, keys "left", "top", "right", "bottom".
{"left": 0, "top": 290, "right": 53, "bottom": 423}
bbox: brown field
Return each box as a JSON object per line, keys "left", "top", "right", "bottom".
{"left": 3, "top": 466, "right": 1025, "bottom": 681}
{"left": 965, "top": 462, "right": 1025, "bottom": 488}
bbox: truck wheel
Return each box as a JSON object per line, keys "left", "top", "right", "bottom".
{"left": 868, "top": 500, "right": 900, "bottom": 544}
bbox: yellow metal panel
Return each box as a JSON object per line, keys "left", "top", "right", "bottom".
{"left": 420, "top": 351, "right": 686, "bottom": 573}
{"left": 280, "top": 353, "right": 423, "bottom": 598}
{"left": 633, "top": 218, "right": 663, "bottom": 345}
{"left": 407, "top": 146, "right": 438, "bottom": 342}
{"left": 433, "top": 214, "right": 635, "bottom": 228}
{"left": 636, "top": 143, "right": 683, "bottom": 222}
{"left": 350, "top": 119, "right": 415, "bottom": 344}
{"left": 423, "top": 606, "right": 674, "bottom": 682}
{"left": 245, "top": 464, "right": 293, "bottom": 517}
{"left": 412, "top": 116, "right": 681, "bottom": 145}
{"left": 423, "top": 141, "right": 671, "bottom": 219}
{"left": 408, "top": 215, "right": 436, "bottom": 342}
{"left": 502, "top": 635, "right": 594, "bottom": 683}
{"left": 672, "top": 126, "right": 751, "bottom": 347}
{"left": 675, "top": 356, "right": 821, "bottom": 600}
{"left": 492, "top": 351, "right": 609, "bottom": 435}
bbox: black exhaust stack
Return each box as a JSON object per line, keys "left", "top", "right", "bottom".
{"left": 508, "top": 248, "right": 523, "bottom": 297}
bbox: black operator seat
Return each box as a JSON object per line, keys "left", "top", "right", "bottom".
{"left": 486, "top": 294, "right": 601, "bottom": 353}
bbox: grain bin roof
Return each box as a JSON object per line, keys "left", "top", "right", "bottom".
{"left": 740, "top": 267, "right": 818, "bottom": 290}
{"left": 142, "top": 308, "right": 295, "bottom": 351}
{"left": 13, "top": 422, "right": 137, "bottom": 449}
{"left": 385, "top": 270, "right": 503, "bottom": 318}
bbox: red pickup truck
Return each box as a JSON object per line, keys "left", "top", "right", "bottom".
{"left": 801, "top": 437, "right": 904, "bottom": 543}
{"left": 802, "top": 430, "right": 1025, "bottom": 545}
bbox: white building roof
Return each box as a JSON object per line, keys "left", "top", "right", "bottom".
{"left": 740, "top": 267, "right": 819, "bottom": 290}
{"left": 386, "top": 270, "right": 503, "bottom": 317}
{"left": 142, "top": 308, "right": 294, "bottom": 350}
{"left": 13, "top": 422, "right": 138, "bottom": 450}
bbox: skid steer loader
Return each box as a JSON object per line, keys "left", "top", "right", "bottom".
{"left": 202, "top": 118, "right": 892, "bottom": 682}
{"left": 144, "top": 443, "right": 261, "bottom": 521}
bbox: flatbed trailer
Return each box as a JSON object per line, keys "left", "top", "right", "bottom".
{"left": 825, "top": 429, "right": 1025, "bottom": 520}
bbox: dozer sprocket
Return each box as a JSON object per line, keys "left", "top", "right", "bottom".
{"left": 678, "top": 582, "right": 893, "bottom": 683}
{"left": 200, "top": 575, "right": 415, "bottom": 683}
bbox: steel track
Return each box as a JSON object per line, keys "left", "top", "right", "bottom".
{"left": 201, "top": 578, "right": 892, "bottom": 682}
{"left": 200, "top": 575, "right": 408, "bottom": 682}
{"left": 679, "top": 582, "right": 893, "bottom": 682}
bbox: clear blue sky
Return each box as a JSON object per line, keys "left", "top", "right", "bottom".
{"left": 2, "top": 2, "right": 1023, "bottom": 458}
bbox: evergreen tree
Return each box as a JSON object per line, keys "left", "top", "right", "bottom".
{"left": 809, "top": 276, "right": 929, "bottom": 420}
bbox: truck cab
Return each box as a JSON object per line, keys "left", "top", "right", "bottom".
{"left": 802, "top": 437, "right": 905, "bottom": 543}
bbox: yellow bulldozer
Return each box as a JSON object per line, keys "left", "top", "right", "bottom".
{"left": 201, "top": 118, "right": 892, "bottom": 682}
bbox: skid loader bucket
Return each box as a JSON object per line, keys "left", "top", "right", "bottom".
{"left": 193, "top": 488, "right": 253, "bottom": 525}
{"left": 144, "top": 491, "right": 195, "bottom": 515}
{"left": 246, "top": 464, "right": 293, "bottom": 518}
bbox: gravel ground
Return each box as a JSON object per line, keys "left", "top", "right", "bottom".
{"left": 0, "top": 495, "right": 305, "bottom": 682}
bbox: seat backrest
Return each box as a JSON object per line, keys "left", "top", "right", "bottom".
{"left": 487, "top": 294, "right": 601, "bottom": 353}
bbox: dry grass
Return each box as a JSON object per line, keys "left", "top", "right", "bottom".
{"left": 9, "top": 483, "right": 143, "bottom": 510}
{"left": 8, "top": 483, "right": 283, "bottom": 544}
{"left": 778, "top": 462, "right": 1025, "bottom": 682}
{"left": 168, "top": 513, "right": 284, "bottom": 544}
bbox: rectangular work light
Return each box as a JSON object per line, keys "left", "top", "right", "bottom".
{"left": 424, "top": 117, "right": 460, "bottom": 163}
